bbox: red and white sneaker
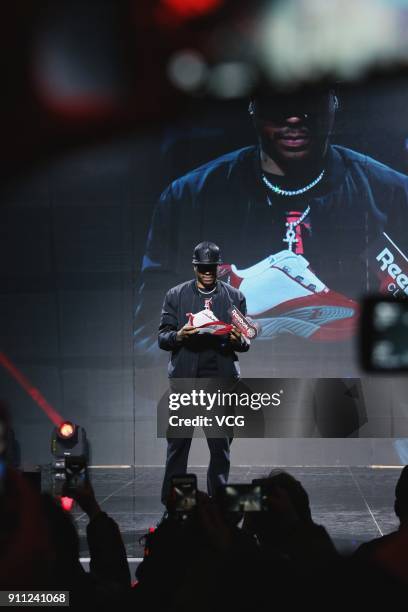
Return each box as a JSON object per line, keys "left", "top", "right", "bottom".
{"left": 218, "top": 250, "right": 358, "bottom": 341}
{"left": 187, "top": 309, "right": 233, "bottom": 336}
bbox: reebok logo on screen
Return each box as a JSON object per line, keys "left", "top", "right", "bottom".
{"left": 376, "top": 247, "right": 408, "bottom": 295}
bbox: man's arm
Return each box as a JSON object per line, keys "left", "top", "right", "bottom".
{"left": 385, "top": 179, "right": 408, "bottom": 254}
{"left": 158, "top": 288, "right": 198, "bottom": 351}
{"left": 158, "top": 289, "right": 180, "bottom": 351}
{"left": 69, "top": 476, "right": 131, "bottom": 588}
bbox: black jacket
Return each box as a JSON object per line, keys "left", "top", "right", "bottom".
{"left": 158, "top": 279, "right": 249, "bottom": 378}
{"left": 141, "top": 144, "right": 408, "bottom": 296}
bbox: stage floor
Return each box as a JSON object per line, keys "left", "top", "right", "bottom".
{"left": 71, "top": 466, "right": 401, "bottom": 562}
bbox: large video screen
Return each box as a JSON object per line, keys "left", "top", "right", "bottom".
{"left": 134, "top": 83, "right": 408, "bottom": 378}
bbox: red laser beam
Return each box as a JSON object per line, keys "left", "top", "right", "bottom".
{"left": 0, "top": 351, "right": 63, "bottom": 426}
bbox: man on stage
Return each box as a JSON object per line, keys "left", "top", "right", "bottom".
{"left": 158, "top": 241, "right": 250, "bottom": 503}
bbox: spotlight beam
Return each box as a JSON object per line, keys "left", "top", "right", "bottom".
{"left": 0, "top": 351, "right": 63, "bottom": 427}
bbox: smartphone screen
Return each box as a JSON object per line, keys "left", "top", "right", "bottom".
{"left": 360, "top": 297, "right": 408, "bottom": 371}
{"left": 170, "top": 474, "right": 197, "bottom": 512}
{"left": 218, "top": 484, "right": 262, "bottom": 512}
{"left": 65, "top": 455, "right": 87, "bottom": 492}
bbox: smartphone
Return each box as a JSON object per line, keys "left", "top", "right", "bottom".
{"left": 170, "top": 474, "right": 197, "bottom": 513}
{"left": 360, "top": 297, "right": 408, "bottom": 371}
{"left": 52, "top": 455, "right": 87, "bottom": 497}
{"left": 64, "top": 455, "right": 87, "bottom": 494}
{"left": 252, "top": 477, "right": 281, "bottom": 510}
{"left": 217, "top": 483, "right": 263, "bottom": 512}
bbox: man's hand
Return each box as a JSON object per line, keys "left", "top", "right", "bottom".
{"left": 196, "top": 491, "right": 233, "bottom": 553}
{"left": 65, "top": 474, "right": 102, "bottom": 521}
{"left": 176, "top": 324, "right": 198, "bottom": 342}
{"left": 228, "top": 325, "right": 243, "bottom": 345}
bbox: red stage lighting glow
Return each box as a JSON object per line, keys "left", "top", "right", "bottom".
{"left": 0, "top": 351, "right": 63, "bottom": 427}
{"left": 60, "top": 496, "right": 74, "bottom": 512}
{"left": 58, "top": 422, "right": 75, "bottom": 439}
{"left": 158, "top": 0, "right": 223, "bottom": 23}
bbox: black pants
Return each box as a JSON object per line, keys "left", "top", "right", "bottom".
{"left": 161, "top": 376, "right": 236, "bottom": 504}
{"left": 161, "top": 434, "right": 233, "bottom": 503}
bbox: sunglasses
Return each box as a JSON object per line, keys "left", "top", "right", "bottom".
{"left": 253, "top": 92, "right": 332, "bottom": 123}
{"left": 196, "top": 265, "right": 218, "bottom": 273}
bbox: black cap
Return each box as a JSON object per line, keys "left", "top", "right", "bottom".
{"left": 192, "top": 241, "right": 222, "bottom": 265}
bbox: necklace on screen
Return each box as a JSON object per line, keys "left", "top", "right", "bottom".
{"left": 262, "top": 168, "right": 325, "bottom": 200}
{"left": 283, "top": 205, "right": 311, "bottom": 251}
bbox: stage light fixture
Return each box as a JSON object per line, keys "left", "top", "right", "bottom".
{"left": 58, "top": 421, "right": 75, "bottom": 440}
{"left": 51, "top": 421, "right": 88, "bottom": 459}
{"left": 51, "top": 422, "right": 89, "bottom": 512}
